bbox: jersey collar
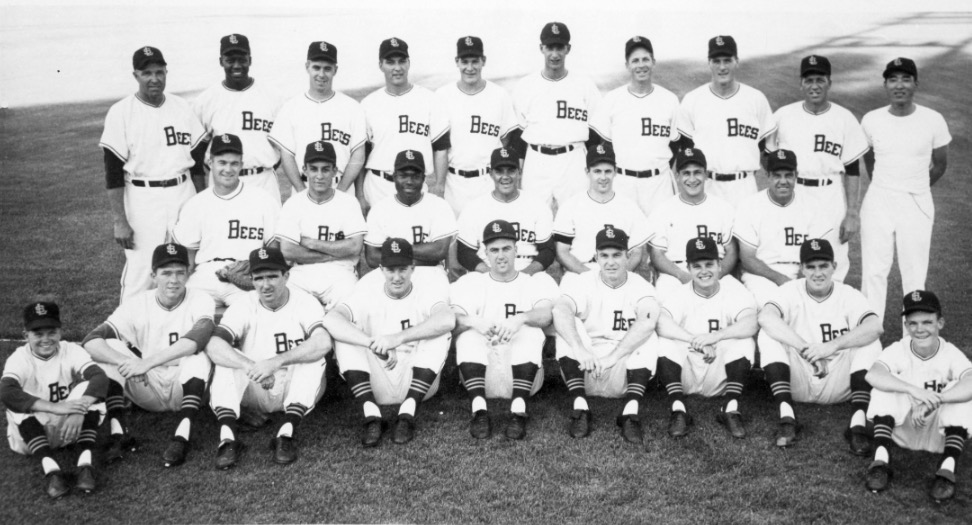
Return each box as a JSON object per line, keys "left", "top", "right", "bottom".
{"left": 28, "top": 345, "right": 59, "bottom": 361}
{"left": 626, "top": 85, "right": 655, "bottom": 98}
{"left": 222, "top": 79, "right": 254, "bottom": 92}
{"left": 258, "top": 288, "right": 291, "bottom": 312}
{"left": 489, "top": 271, "right": 520, "bottom": 284}
{"left": 305, "top": 91, "right": 336, "bottom": 104}
{"left": 707, "top": 83, "right": 740, "bottom": 100}
{"left": 540, "top": 70, "right": 569, "bottom": 82}
{"left": 155, "top": 291, "right": 187, "bottom": 311}
{"left": 134, "top": 93, "right": 166, "bottom": 108}
{"left": 305, "top": 188, "right": 335, "bottom": 205}
{"left": 678, "top": 194, "right": 707, "bottom": 206}
{"left": 598, "top": 271, "right": 628, "bottom": 289}
{"left": 395, "top": 193, "right": 424, "bottom": 207}
{"left": 766, "top": 190, "right": 794, "bottom": 208}
{"left": 692, "top": 281, "right": 721, "bottom": 298}
{"left": 214, "top": 181, "right": 245, "bottom": 200}
{"left": 384, "top": 283, "right": 414, "bottom": 300}
{"left": 909, "top": 337, "right": 942, "bottom": 361}
{"left": 385, "top": 85, "right": 414, "bottom": 97}
{"left": 803, "top": 280, "right": 834, "bottom": 302}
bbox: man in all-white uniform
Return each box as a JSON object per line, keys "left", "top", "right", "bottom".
{"left": 860, "top": 58, "right": 951, "bottom": 319}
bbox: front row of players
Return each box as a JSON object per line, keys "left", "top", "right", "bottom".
{"left": 5, "top": 237, "right": 971, "bottom": 500}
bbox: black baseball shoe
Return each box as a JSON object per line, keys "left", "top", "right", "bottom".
{"left": 930, "top": 469, "right": 956, "bottom": 502}
{"left": 844, "top": 426, "right": 873, "bottom": 457}
{"left": 775, "top": 417, "right": 800, "bottom": 448}
{"left": 215, "top": 439, "right": 245, "bottom": 470}
{"left": 45, "top": 470, "right": 69, "bottom": 499}
{"left": 470, "top": 410, "right": 491, "bottom": 440}
{"left": 616, "top": 414, "right": 643, "bottom": 444}
{"left": 75, "top": 465, "right": 96, "bottom": 493}
{"left": 361, "top": 417, "right": 384, "bottom": 448}
{"left": 668, "top": 411, "right": 692, "bottom": 438}
{"left": 506, "top": 413, "right": 528, "bottom": 440}
{"left": 270, "top": 436, "right": 298, "bottom": 465}
{"left": 105, "top": 433, "right": 138, "bottom": 463}
{"left": 717, "top": 411, "right": 747, "bottom": 439}
{"left": 865, "top": 461, "right": 891, "bottom": 493}
{"left": 569, "top": 409, "right": 591, "bottom": 438}
{"left": 392, "top": 414, "right": 416, "bottom": 444}
{"left": 163, "top": 438, "right": 190, "bottom": 468}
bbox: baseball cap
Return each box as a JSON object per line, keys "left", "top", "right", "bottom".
{"left": 457, "top": 36, "right": 484, "bottom": 58}
{"left": 625, "top": 36, "right": 654, "bottom": 59}
{"left": 249, "top": 246, "right": 290, "bottom": 274}
{"left": 220, "top": 34, "right": 250, "bottom": 55}
{"left": 686, "top": 237, "right": 719, "bottom": 263}
{"left": 381, "top": 238, "right": 414, "bottom": 267}
{"left": 540, "top": 22, "right": 570, "bottom": 46}
{"left": 766, "top": 149, "right": 798, "bottom": 172}
{"left": 595, "top": 226, "right": 629, "bottom": 251}
{"left": 708, "top": 35, "right": 737, "bottom": 59}
{"left": 587, "top": 143, "right": 616, "bottom": 168}
{"left": 24, "top": 302, "right": 61, "bottom": 331}
{"left": 133, "top": 46, "right": 166, "bottom": 70}
{"left": 483, "top": 219, "right": 518, "bottom": 245}
{"left": 675, "top": 147, "right": 707, "bottom": 172}
{"left": 210, "top": 133, "right": 243, "bottom": 157}
{"left": 304, "top": 141, "right": 337, "bottom": 165}
{"left": 801, "top": 55, "right": 831, "bottom": 77}
{"left": 883, "top": 57, "right": 918, "bottom": 81}
{"left": 902, "top": 289, "right": 942, "bottom": 316}
{"left": 152, "top": 243, "right": 189, "bottom": 270}
{"left": 308, "top": 41, "right": 338, "bottom": 63}
{"left": 394, "top": 149, "right": 425, "bottom": 173}
{"left": 490, "top": 147, "right": 519, "bottom": 170}
{"left": 379, "top": 37, "right": 409, "bottom": 60}
{"left": 800, "top": 238, "right": 834, "bottom": 263}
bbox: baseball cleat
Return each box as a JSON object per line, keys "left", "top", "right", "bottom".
{"left": 75, "top": 466, "right": 96, "bottom": 494}
{"left": 392, "top": 414, "right": 415, "bottom": 444}
{"left": 505, "top": 413, "right": 528, "bottom": 440}
{"left": 569, "top": 409, "right": 591, "bottom": 438}
{"left": 45, "top": 470, "right": 69, "bottom": 499}
{"left": 775, "top": 417, "right": 800, "bottom": 448}
{"left": 104, "top": 434, "right": 138, "bottom": 463}
{"left": 845, "top": 426, "right": 873, "bottom": 457}
{"left": 716, "top": 411, "right": 746, "bottom": 439}
{"left": 865, "top": 461, "right": 891, "bottom": 493}
{"left": 930, "top": 470, "right": 956, "bottom": 502}
{"left": 361, "top": 417, "right": 384, "bottom": 448}
{"left": 163, "top": 439, "right": 189, "bottom": 468}
{"left": 470, "top": 410, "right": 491, "bottom": 440}
{"left": 215, "top": 439, "right": 245, "bottom": 470}
{"left": 668, "top": 411, "right": 691, "bottom": 438}
{"left": 270, "top": 436, "right": 298, "bottom": 465}
{"left": 617, "top": 414, "right": 643, "bottom": 444}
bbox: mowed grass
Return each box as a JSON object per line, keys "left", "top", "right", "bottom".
{"left": 2, "top": 22, "right": 972, "bottom": 524}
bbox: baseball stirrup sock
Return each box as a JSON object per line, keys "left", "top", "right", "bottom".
{"left": 872, "top": 415, "right": 895, "bottom": 453}
{"left": 458, "top": 363, "right": 487, "bottom": 399}
{"left": 214, "top": 406, "right": 239, "bottom": 438}
{"left": 656, "top": 357, "right": 684, "bottom": 404}
{"left": 406, "top": 367, "right": 438, "bottom": 403}
{"left": 624, "top": 368, "right": 651, "bottom": 403}
{"left": 512, "top": 363, "right": 539, "bottom": 400}
{"left": 849, "top": 370, "right": 871, "bottom": 413}
{"left": 943, "top": 427, "right": 968, "bottom": 460}
{"left": 558, "top": 357, "right": 587, "bottom": 400}
{"left": 106, "top": 379, "right": 128, "bottom": 433}
{"left": 179, "top": 378, "right": 205, "bottom": 420}
{"left": 762, "top": 363, "right": 793, "bottom": 406}
{"left": 77, "top": 410, "right": 100, "bottom": 448}
{"left": 724, "top": 358, "right": 750, "bottom": 402}
{"left": 344, "top": 370, "right": 376, "bottom": 406}
{"left": 19, "top": 417, "right": 52, "bottom": 458}
{"left": 283, "top": 403, "right": 308, "bottom": 435}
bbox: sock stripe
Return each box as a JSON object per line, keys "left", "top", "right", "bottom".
{"left": 769, "top": 382, "right": 791, "bottom": 394}
{"left": 214, "top": 407, "right": 237, "bottom": 421}
{"left": 665, "top": 384, "right": 684, "bottom": 395}
{"left": 351, "top": 383, "right": 374, "bottom": 396}
{"left": 725, "top": 382, "right": 743, "bottom": 394}
{"left": 625, "top": 384, "right": 646, "bottom": 395}
{"left": 26, "top": 436, "right": 50, "bottom": 454}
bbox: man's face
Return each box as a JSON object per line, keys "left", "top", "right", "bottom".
{"left": 209, "top": 152, "right": 243, "bottom": 190}
{"left": 587, "top": 162, "right": 616, "bottom": 194}
{"left": 596, "top": 247, "right": 627, "bottom": 278}
{"left": 708, "top": 56, "right": 738, "bottom": 86}
{"left": 903, "top": 311, "right": 943, "bottom": 342}
{"left": 677, "top": 164, "right": 707, "bottom": 198}
{"left": 304, "top": 161, "right": 337, "bottom": 193}
{"left": 306, "top": 60, "right": 338, "bottom": 92}
{"left": 252, "top": 269, "right": 288, "bottom": 305}
{"left": 626, "top": 48, "right": 654, "bottom": 82}
{"left": 456, "top": 55, "right": 485, "bottom": 84}
{"left": 800, "top": 74, "right": 831, "bottom": 105}
{"left": 221, "top": 52, "right": 251, "bottom": 82}
{"left": 380, "top": 55, "right": 410, "bottom": 87}
{"left": 767, "top": 169, "right": 796, "bottom": 201}
{"left": 394, "top": 168, "right": 424, "bottom": 200}
{"left": 540, "top": 43, "right": 570, "bottom": 71}
{"left": 490, "top": 165, "right": 519, "bottom": 196}
{"left": 485, "top": 238, "right": 516, "bottom": 273}
{"left": 884, "top": 72, "right": 917, "bottom": 106}
{"left": 688, "top": 259, "right": 721, "bottom": 287}
{"left": 382, "top": 265, "right": 414, "bottom": 296}
{"left": 133, "top": 63, "right": 167, "bottom": 98}
{"left": 801, "top": 259, "right": 835, "bottom": 293}
{"left": 26, "top": 327, "right": 61, "bottom": 358}
{"left": 152, "top": 263, "right": 189, "bottom": 302}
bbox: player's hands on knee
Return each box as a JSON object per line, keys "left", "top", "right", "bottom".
{"left": 811, "top": 359, "right": 828, "bottom": 378}
{"left": 370, "top": 333, "right": 402, "bottom": 357}
{"left": 690, "top": 333, "right": 721, "bottom": 351}
{"left": 247, "top": 360, "right": 279, "bottom": 384}
{"left": 382, "top": 349, "right": 398, "bottom": 370}
{"left": 471, "top": 317, "right": 496, "bottom": 338}
{"left": 839, "top": 213, "right": 860, "bottom": 244}
{"left": 60, "top": 414, "right": 83, "bottom": 443}
{"left": 700, "top": 344, "right": 717, "bottom": 364}
{"left": 113, "top": 220, "right": 135, "bottom": 250}
{"left": 803, "top": 342, "right": 838, "bottom": 363}
{"left": 600, "top": 350, "right": 623, "bottom": 371}
{"left": 494, "top": 317, "right": 524, "bottom": 344}
{"left": 259, "top": 376, "right": 275, "bottom": 390}
{"left": 574, "top": 347, "right": 600, "bottom": 376}
{"left": 908, "top": 387, "right": 942, "bottom": 412}
{"left": 48, "top": 400, "right": 90, "bottom": 416}
{"left": 118, "top": 357, "right": 152, "bottom": 379}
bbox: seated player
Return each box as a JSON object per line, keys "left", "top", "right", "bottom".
{"left": 654, "top": 237, "right": 758, "bottom": 438}
{"left": 451, "top": 220, "right": 558, "bottom": 440}
{"left": 276, "top": 141, "right": 366, "bottom": 310}
{"left": 323, "top": 238, "right": 456, "bottom": 447}
{"left": 2, "top": 302, "right": 108, "bottom": 498}
{"left": 205, "top": 247, "right": 331, "bottom": 468}
{"left": 552, "top": 227, "right": 660, "bottom": 443}
{"left": 758, "top": 239, "right": 883, "bottom": 452}
{"left": 865, "top": 290, "right": 972, "bottom": 501}
{"left": 82, "top": 243, "right": 215, "bottom": 468}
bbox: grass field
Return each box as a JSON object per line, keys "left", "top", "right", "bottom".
{"left": 2, "top": 12, "right": 972, "bottom": 524}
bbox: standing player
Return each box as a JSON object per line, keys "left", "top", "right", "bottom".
{"left": 552, "top": 227, "right": 660, "bottom": 443}
{"left": 767, "top": 55, "right": 869, "bottom": 281}
{"left": 676, "top": 36, "right": 776, "bottom": 208}
{"left": 589, "top": 36, "right": 680, "bottom": 216}
{"left": 860, "top": 58, "right": 951, "bottom": 319}
{"left": 512, "top": 22, "right": 602, "bottom": 208}
{"left": 193, "top": 34, "right": 283, "bottom": 202}
{"left": 456, "top": 147, "right": 554, "bottom": 275}
{"left": 757, "top": 239, "right": 883, "bottom": 452}
{"left": 269, "top": 41, "right": 367, "bottom": 198}
{"left": 276, "top": 141, "right": 366, "bottom": 310}
{"left": 433, "top": 36, "right": 518, "bottom": 214}
{"left": 100, "top": 46, "right": 207, "bottom": 303}
{"left": 2, "top": 302, "right": 107, "bottom": 498}
{"left": 864, "top": 290, "right": 972, "bottom": 501}
{"left": 451, "top": 220, "right": 558, "bottom": 439}
{"left": 82, "top": 243, "right": 215, "bottom": 468}
{"left": 322, "top": 238, "right": 456, "bottom": 447}
{"left": 205, "top": 247, "right": 331, "bottom": 468}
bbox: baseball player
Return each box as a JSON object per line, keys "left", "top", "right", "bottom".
{"left": 766, "top": 55, "right": 869, "bottom": 281}
{"left": 2, "top": 302, "right": 107, "bottom": 498}
{"left": 451, "top": 220, "right": 558, "bottom": 440}
{"left": 676, "top": 36, "right": 776, "bottom": 208}
{"left": 359, "top": 37, "right": 448, "bottom": 208}
{"left": 172, "top": 134, "right": 280, "bottom": 307}
{"left": 860, "top": 58, "right": 951, "bottom": 319}
{"left": 433, "top": 36, "right": 518, "bottom": 214}
{"left": 647, "top": 147, "right": 736, "bottom": 299}
{"left": 512, "top": 22, "right": 602, "bottom": 208}
{"left": 322, "top": 238, "right": 456, "bottom": 447}
{"left": 757, "top": 239, "right": 883, "bottom": 452}
{"left": 81, "top": 243, "right": 214, "bottom": 468}
{"left": 734, "top": 149, "right": 834, "bottom": 306}
{"left": 864, "top": 290, "right": 972, "bottom": 501}
{"left": 655, "top": 237, "right": 758, "bottom": 439}
{"left": 553, "top": 143, "right": 650, "bottom": 274}
{"left": 456, "top": 147, "right": 554, "bottom": 275}
{"left": 552, "top": 227, "right": 660, "bottom": 443}
{"left": 269, "top": 41, "right": 366, "bottom": 198}
{"left": 193, "top": 34, "right": 283, "bottom": 202}
{"left": 589, "top": 36, "right": 680, "bottom": 216}
{"left": 205, "top": 247, "right": 331, "bottom": 468}
{"left": 100, "top": 46, "right": 207, "bottom": 303}
{"left": 276, "top": 141, "right": 366, "bottom": 310}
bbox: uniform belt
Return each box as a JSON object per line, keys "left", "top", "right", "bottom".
{"left": 239, "top": 161, "right": 281, "bottom": 177}
{"left": 129, "top": 173, "right": 188, "bottom": 188}
{"left": 369, "top": 169, "right": 395, "bottom": 182}
{"left": 796, "top": 177, "right": 833, "bottom": 187}
{"left": 708, "top": 171, "right": 751, "bottom": 182}
{"left": 619, "top": 167, "right": 661, "bottom": 178}
{"left": 448, "top": 166, "right": 489, "bottom": 178}
{"left": 530, "top": 144, "right": 574, "bottom": 156}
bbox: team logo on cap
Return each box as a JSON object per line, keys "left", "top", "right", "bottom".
{"left": 596, "top": 144, "right": 606, "bottom": 155}
{"left": 315, "top": 142, "right": 324, "bottom": 152}
{"left": 810, "top": 239, "right": 821, "bottom": 251}
{"left": 894, "top": 58, "right": 902, "bottom": 66}
{"left": 465, "top": 36, "right": 473, "bottom": 47}
{"left": 715, "top": 36, "right": 724, "bottom": 46}
{"left": 229, "top": 35, "right": 239, "bottom": 45}
{"left": 911, "top": 290, "right": 922, "bottom": 302}
{"left": 695, "top": 239, "right": 705, "bottom": 250}
{"left": 777, "top": 150, "right": 786, "bottom": 160}
{"left": 320, "top": 42, "right": 329, "bottom": 52}
{"left": 500, "top": 149, "right": 509, "bottom": 158}
{"left": 258, "top": 248, "right": 268, "bottom": 259}
{"left": 551, "top": 24, "right": 560, "bottom": 35}
{"left": 809, "top": 56, "right": 817, "bottom": 65}
{"left": 34, "top": 303, "right": 47, "bottom": 316}
{"left": 684, "top": 148, "right": 694, "bottom": 157}
{"left": 605, "top": 227, "right": 616, "bottom": 239}
{"left": 142, "top": 47, "right": 153, "bottom": 56}
{"left": 221, "top": 135, "right": 231, "bottom": 143}
{"left": 405, "top": 150, "right": 414, "bottom": 160}
{"left": 166, "top": 243, "right": 177, "bottom": 255}
{"left": 391, "top": 241, "right": 401, "bottom": 253}
{"left": 632, "top": 36, "right": 641, "bottom": 42}
{"left": 492, "top": 222, "right": 502, "bottom": 233}
{"left": 390, "top": 38, "right": 400, "bottom": 47}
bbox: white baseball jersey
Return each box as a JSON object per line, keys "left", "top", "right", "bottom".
{"left": 553, "top": 192, "right": 650, "bottom": 263}
{"left": 734, "top": 190, "right": 833, "bottom": 265}
{"left": 361, "top": 85, "right": 446, "bottom": 175}
{"left": 766, "top": 279, "right": 877, "bottom": 345}
{"left": 677, "top": 83, "right": 776, "bottom": 173}
{"left": 561, "top": 271, "right": 656, "bottom": 343}
{"left": 338, "top": 269, "right": 450, "bottom": 341}
{"left": 269, "top": 91, "right": 366, "bottom": 172}
{"left": 512, "top": 71, "right": 601, "bottom": 146}
{"left": 435, "top": 81, "right": 518, "bottom": 170}
{"left": 276, "top": 189, "right": 366, "bottom": 270}
{"left": 192, "top": 80, "right": 281, "bottom": 169}
{"left": 106, "top": 288, "right": 214, "bottom": 362}
{"left": 875, "top": 337, "right": 972, "bottom": 391}
{"left": 451, "top": 271, "right": 558, "bottom": 321}
{"left": 769, "top": 102, "right": 869, "bottom": 177}
{"left": 457, "top": 191, "right": 552, "bottom": 271}
{"left": 364, "top": 193, "right": 457, "bottom": 248}
{"left": 100, "top": 94, "right": 205, "bottom": 180}
{"left": 218, "top": 286, "right": 325, "bottom": 361}
{"left": 661, "top": 276, "right": 756, "bottom": 334}
{"left": 2, "top": 342, "right": 96, "bottom": 407}
{"left": 861, "top": 105, "right": 951, "bottom": 194}
{"left": 172, "top": 182, "right": 280, "bottom": 264}
{"left": 589, "top": 84, "right": 680, "bottom": 170}
{"left": 647, "top": 194, "right": 735, "bottom": 263}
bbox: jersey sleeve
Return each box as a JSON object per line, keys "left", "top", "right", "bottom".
{"left": 733, "top": 200, "right": 759, "bottom": 248}
{"left": 840, "top": 110, "right": 869, "bottom": 165}
{"left": 764, "top": 112, "right": 782, "bottom": 151}
{"left": 449, "top": 274, "right": 478, "bottom": 316}
{"left": 297, "top": 293, "right": 326, "bottom": 338}
{"left": 429, "top": 199, "right": 458, "bottom": 242}
{"left": 1, "top": 349, "right": 29, "bottom": 384}
{"left": 456, "top": 207, "right": 481, "bottom": 248}
{"left": 755, "top": 90, "right": 777, "bottom": 141}
{"left": 171, "top": 198, "right": 203, "bottom": 249}
{"left": 191, "top": 88, "right": 214, "bottom": 138}
{"left": 585, "top": 76, "right": 603, "bottom": 114}
{"left": 560, "top": 273, "right": 590, "bottom": 319}
{"left": 259, "top": 193, "right": 281, "bottom": 246}
{"left": 844, "top": 287, "right": 878, "bottom": 327}
{"left": 625, "top": 202, "right": 651, "bottom": 249}
{"left": 534, "top": 199, "right": 554, "bottom": 243}
{"left": 64, "top": 342, "right": 97, "bottom": 378}
{"left": 363, "top": 204, "right": 387, "bottom": 247}
{"left": 348, "top": 102, "right": 368, "bottom": 153}
{"left": 588, "top": 93, "right": 613, "bottom": 141}
{"left": 105, "top": 301, "right": 139, "bottom": 346}
{"left": 189, "top": 290, "right": 216, "bottom": 323}
{"left": 217, "top": 301, "right": 250, "bottom": 345}
{"left": 659, "top": 288, "right": 686, "bottom": 325}
{"left": 725, "top": 278, "right": 758, "bottom": 320}
{"left": 275, "top": 199, "right": 302, "bottom": 245}
{"left": 874, "top": 341, "right": 904, "bottom": 374}
{"left": 99, "top": 102, "right": 130, "bottom": 161}
{"left": 552, "top": 199, "right": 577, "bottom": 240}
{"left": 765, "top": 281, "right": 793, "bottom": 316}
{"left": 267, "top": 101, "right": 296, "bottom": 156}
{"left": 529, "top": 272, "right": 559, "bottom": 307}
{"left": 429, "top": 95, "right": 449, "bottom": 146}
{"left": 675, "top": 92, "right": 696, "bottom": 140}
{"left": 947, "top": 345, "right": 972, "bottom": 380}
{"left": 646, "top": 206, "right": 669, "bottom": 249}
{"left": 860, "top": 112, "right": 876, "bottom": 147}
{"left": 497, "top": 87, "right": 519, "bottom": 138}
{"left": 931, "top": 110, "right": 952, "bottom": 148}
{"left": 342, "top": 195, "right": 368, "bottom": 238}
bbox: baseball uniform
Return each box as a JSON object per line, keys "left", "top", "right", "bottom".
{"left": 364, "top": 192, "right": 457, "bottom": 281}
{"left": 553, "top": 192, "right": 650, "bottom": 269}
{"left": 457, "top": 190, "right": 552, "bottom": 272}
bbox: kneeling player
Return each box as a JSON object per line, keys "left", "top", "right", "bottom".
{"left": 451, "top": 220, "right": 558, "bottom": 440}
{"left": 864, "top": 290, "right": 972, "bottom": 501}
{"left": 206, "top": 247, "right": 331, "bottom": 468}
{"left": 758, "top": 239, "right": 883, "bottom": 451}
{"left": 323, "top": 238, "right": 455, "bottom": 447}
{"left": 654, "top": 237, "right": 758, "bottom": 439}
{"left": 552, "top": 227, "right": 659, "bottom": 443}
{"left": 2, "top": 302, "right": 107, "bottom": 498}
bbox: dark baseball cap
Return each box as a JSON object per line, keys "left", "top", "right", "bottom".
{"left": 902, "top": 290, "right": 941, "bottom": 316}
{"left": 675, "top": 147, "right": 707, "bottom": 171}
{"left": 490, "top": 147, "right": 519, "bottom": 170}
{"left": 540, "top": 22, "right": 570, "bottom": 46}
{"left": 686, "top": 237, "right": 719, "bottom": 263}
{"left": 220, "top": 34, "right": 250, "bottom": 55}
{"left": 24, "top": 302, "right": 61, "bottom": 331}
{"left": 210, "top": 133, "right": 243, "bottom": 156}
{"left": 800, "top": 238, "right": 834, "bottom": 263}
{"left": 152, "top": 243, "right": 189, "bottom": 270}
{"left": 308, "top": 41, "right": 338, "bottom": 63}
{"left": 457, "top": 36, "right": 484, "bottom": 58}
{"left": 766, "top": 149, "right": 798, "bottom": 172}
{"left": 304, "top": 141, "right": 337, "bottom": 165}
{"left": 625, "top": 36, "right": 654, "bottom": 59}
{"left": 249, "top": 246, "right": 290, "bottom": 273}
{"left": 483, "top": 219, "right": 518, "bottom": 245}
{"left": 587, "top": 143, "right": 616, "bottom": 168}
{"left": 379, "top": 37, "right": 409, "bottom": 60}
{"left": 883, "top": 57, "right": 917, "bottom": 81}
{"left": 801, "top": 55, "right": 831, "bottom": 77}
{"left": 595, "top": 226, "right": 629, "bottom": 251}
{"left": 394, "top": 149, "right": 425, "bottom": 173}
{"left": 381, "top": 238, "right": 414, "bottom": 267}
{"left": 708, "top": 35, "right": 737, "bottom": 59}
{"left": 133, "top": 46, "right": 166, "bottom": 70}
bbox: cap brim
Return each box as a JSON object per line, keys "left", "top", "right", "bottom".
{"left": 381, "top": 256, "right": 413, "bottom": 268}
{"left": 902, "top": 305, "right": 940, "bottom": 316}
{"left": 483, "top": 234, "right": 517, "bottom": 244}
{"left": 250, "top": 262, "right": 289, "bottom": 273}
{"left": 676, "top": 160, "right": 706, "bottom": 172}
{"left": 153, "top": 256, "right": 188, "bottom": 270}
{"left": 221, "top": 47, "right": 250, "bottom": 55}
{"left": 801, "top": 67, "right": 830, "bottom": 77}
{"left": 541, "top": 38, "right": 570, "bottom": 46}
{"left": 381, "top": 51, "right": 409, "bottom": 60}
{"left": 708, "top": 51, "right": 735, "bottom": 59}
{"left": 491, "top": 161, "right": 518, "bottom": 170}
{"left": 457, "top": 51, "right": 483, "bottom": 58}
{"left": 394, "top": 163, "right": 425, "bottom": 173}
{"left": 596, "top": 242, "right": 628, "bottom": 252}
{"left": 25, "top": 319, "right": 61, "bottom": 331}
{"left": 587, "top": 158, "right": 616, "bottom": 168}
